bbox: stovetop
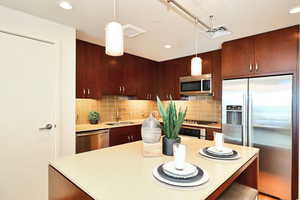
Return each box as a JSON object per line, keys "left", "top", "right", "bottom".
{"left": 184, "top": 119, "right": 217, "bottom": 125}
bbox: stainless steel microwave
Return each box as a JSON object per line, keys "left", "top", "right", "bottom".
{"left": 179, "top": 74, "right": 212, "bottom": 96}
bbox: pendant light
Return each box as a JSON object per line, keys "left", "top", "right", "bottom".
{"left": 105, "top": 0, "right": 124, "bottom": 56}
{"left": 191, "top": 19, "right": 202, "bottom": 76}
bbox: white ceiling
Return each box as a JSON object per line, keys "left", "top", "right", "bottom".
{"left": 0, "top": 0, "right": 299, "bottom": 61}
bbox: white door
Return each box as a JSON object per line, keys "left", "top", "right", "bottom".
{"left": 0, "top": 31, "right": 59, "bottom": 200}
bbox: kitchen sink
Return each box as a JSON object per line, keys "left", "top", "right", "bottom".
{"left": 105, "top": 121, "right": 135, "bottom": 126}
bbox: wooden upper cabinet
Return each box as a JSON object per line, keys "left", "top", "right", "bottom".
{"left": 76, "top": 39, "right": 157, "bottom": 99}
{"left": 222, "top": 37, "right": 255, "bottom": 79}
{"left": 200, "top": 52, "right": 212, "bottom": 74}
{"left": 211, "top": 50, "right": 222, "bottom": 100}
{"left": 122, "top": 54, "right": 138, "bottom": 96}
{"left": 76, "top": 40, "right": 102, "bottom": 99}
{"left": 157, "top": 50, "right": 221, "bottom": 101}
{"left": 254, "top": 26, "right": 298, "bottom": 75}
{"left": 222, "top": 25, "right": 298, "bottom": 79}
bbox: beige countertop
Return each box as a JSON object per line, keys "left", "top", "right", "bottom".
{"left": 50, "top": 138, "right": 258, "bottom": 200}
{"left": 76, "top": 120, "right": 221, "bottom": 133}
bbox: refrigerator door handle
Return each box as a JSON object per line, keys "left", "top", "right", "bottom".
{"left": 242, "top": 94, "right": 248, "bottom": 146}
{"left": 248, "top": 95, "right": 253, "bottom": 147}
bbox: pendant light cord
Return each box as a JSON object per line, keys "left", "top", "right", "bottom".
{"left": 194, "top": 18, "right": 198, "bottom": 57}
{"left": 114, "top": 0, "right": 117, "bottom": 20}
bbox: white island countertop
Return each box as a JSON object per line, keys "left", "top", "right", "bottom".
{"left": 49, "top": 138, "right": 259, "bottom": 200}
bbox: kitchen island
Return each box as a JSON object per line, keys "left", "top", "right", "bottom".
{"left": 49, "top": 138, "right": 259, "bottom": 200}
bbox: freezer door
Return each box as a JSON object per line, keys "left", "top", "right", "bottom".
{"left": 249, "top": 75, "right": 292, "bottom": 200}
{"left": 222, "top": 79, "right": 248, "bottom": 146}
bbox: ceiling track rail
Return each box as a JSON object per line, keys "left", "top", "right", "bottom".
{"left": 166, "top": 0, "right": 210, "bottom": 30}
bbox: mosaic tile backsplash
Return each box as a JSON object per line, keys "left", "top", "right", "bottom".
{"left": 76, "top": 96, "right": 221, "bottom": 124}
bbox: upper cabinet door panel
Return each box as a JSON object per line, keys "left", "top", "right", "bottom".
{"left": 103, "top": 56, "right": 124, "bottom": 95}
{"left": 122, "top": 54, "right": 138, "bottom": 96}
{"left": 254, "top": 26, "right": 298, "bottom": 75}
{"left": 222, "top": 37, "right": 255, "bottom": 79}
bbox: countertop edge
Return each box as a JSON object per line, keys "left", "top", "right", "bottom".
{"left": 76, "top": 121, "right": 222, "bottom": 133}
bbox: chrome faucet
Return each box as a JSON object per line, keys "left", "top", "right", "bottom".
{"left": 115, "top": 107, "right": 121, "bottom": 122}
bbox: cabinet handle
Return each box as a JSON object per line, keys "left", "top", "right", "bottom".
{"left": 127, "top": 136, "right": 130, "bottom": 142}
{"left": 255, "top": 63, "right": 258, "bottom": 71}
{"left": 123, "top": 86, "right": 125, "bottom": 93}
{"left": 149, "top": 94, "right": 151, "bottom": 100}
{"left": 249, "top": 64, "right": 253, "bottom": 72}
{"left": 83, "top": 89, "right": 86, "bottom": 95}
{"left": 131, "top": 136, "right": 134, "bottom": 141}
{"left": 87, "top": 88, "right": 90, "bottom": 95}
{"left": 119, "top": 86, "right": 122, "bottom": 93}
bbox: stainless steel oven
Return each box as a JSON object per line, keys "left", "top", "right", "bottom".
{"left": 179, "top": 125, "right": 206, "bottom": 139}
{"left": 179, "top": 74, "right": 212, "bottom": 96}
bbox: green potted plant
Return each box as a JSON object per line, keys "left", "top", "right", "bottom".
{"left": 88, "top": 111, "right": 100, "bottom": 124}
{"left": 157, "top": 97, "right": 187, "bottom": 156}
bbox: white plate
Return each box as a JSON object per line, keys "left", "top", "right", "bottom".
{"left": 207, "top": 146, "right": 233, "bottom": 155}
{"left": 163, "top": 168, "right": 198, "bottom": 179}
{"left": 199, "top": 149, "right": 240, "bottom": 160}
{"left": 152, "top": 165, "right": 209, "bottom": 187}
{"left": 162, "top": 161, "right": 197, "bottom": 177}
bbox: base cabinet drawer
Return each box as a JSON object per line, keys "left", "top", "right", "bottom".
{"left": 109, "top": 125, "right": 142, "bottom": 147}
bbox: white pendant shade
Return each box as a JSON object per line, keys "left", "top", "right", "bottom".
{"left": 191, "top": 56, "right": 202, "bottom": 76}
{"left": 105, "top": 21, "right": 124, "bottom": 56}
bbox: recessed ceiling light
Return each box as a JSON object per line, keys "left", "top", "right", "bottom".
{"left": 164, "top": 45, "right": 172, "bottom": 49}
{"left": 289, "top": 7, "right": 300, "bottom": 14}
{"left": 59, "top": 1, "right": 72, "bottom": 10}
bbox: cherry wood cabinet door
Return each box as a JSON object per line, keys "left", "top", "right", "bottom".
{"left": 109, "top": 125, "right": 142, "bottom": 146}
{"left": 136, "top": 58, "right": 151, "bottom": 100}
{"left": 253, "top": 25, "right": 298, "bottom": 76}
{"left": 86, "top": 43, "right": 101, "bottom": 99}
{"left": 102, "top": 55, "right": 124, "bottom": 95}
{"left": 76, "top": 40, "right": 87, "bottom": 98}
{"left": 200, "top": 53, "right": 212, "bottom": 74}
{"left": 122, "top": 54, "right": 138, "bottom": 96}
{"left": 131, "top": 125, "right": 142, "bottom": 142}
{"left": 76, "top": 40, "right": 101, "bottom": 99}
{"left": 157, "top": 62, "right": 172, "bottom": 100}
{"left": 222, "top": 37, "right": 255, "bottom": 79}
{"left": 211, "top": 50, "right": 222, "bottom": 100}
{"left": 109, "top": 130, "right": 131, "bottom": 146}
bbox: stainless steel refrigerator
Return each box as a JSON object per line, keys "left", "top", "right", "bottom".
{"left": 222, "top": 75, "right": 293, "bottom": 200}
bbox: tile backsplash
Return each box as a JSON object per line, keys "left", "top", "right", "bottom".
{"left": 76, "top": 96, "right": 157, "bottom": 124}
{"left": 76, "top": 96, "right": 221, "bottom": 124}
{"left": 163, "top": 96, "right": 221, "bottom": 122}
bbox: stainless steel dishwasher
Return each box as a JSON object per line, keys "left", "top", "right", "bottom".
{"left": 76, "top": 129, "right": 109, "bottom": 153}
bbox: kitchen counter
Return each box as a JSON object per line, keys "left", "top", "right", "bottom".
{"left": 76, "top": 119, "right": 144, "bottom": 132}
{"left": 49, "top": 138, "right": 259, "bottom": 200}
{"left": 76, "top": 120, "right": 221, "bottom": 133}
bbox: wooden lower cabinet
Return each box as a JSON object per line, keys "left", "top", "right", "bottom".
{"left": 109, "top": 125, "right": 142, "bottom": 146}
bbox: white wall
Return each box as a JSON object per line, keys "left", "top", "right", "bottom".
{"left": 0, "top": 5, "right": 76, "bottom": 157}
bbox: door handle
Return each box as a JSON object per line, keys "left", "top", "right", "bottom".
{"left": 39, "top": 123, "right": 53, "bottom": 130}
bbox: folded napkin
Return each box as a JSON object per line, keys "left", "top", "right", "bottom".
{"left": 173, "top": 143, "right": 186, "bottom": 170}
{"left": 214, "top": 132, "right": 224, "bottom": 151}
